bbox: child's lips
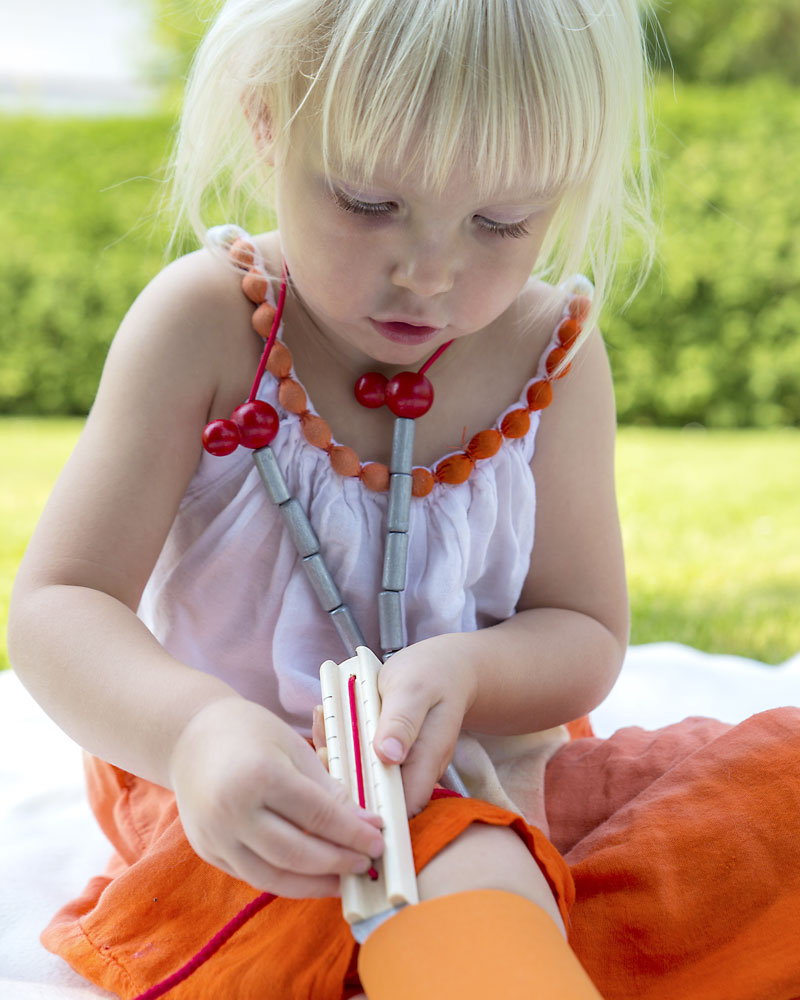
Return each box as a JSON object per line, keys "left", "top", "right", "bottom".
{"left": 369, "top": 318, "right": 442, "bottom": 344}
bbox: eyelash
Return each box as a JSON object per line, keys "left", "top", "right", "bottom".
{"left": 475, "top": 217, "right": 531, "bottom": 240}
{"left": 332, "top": 190, "right": 395, "bottom": 218}
{"left": 332, "top": 189, "right": 530, "bottom": 239}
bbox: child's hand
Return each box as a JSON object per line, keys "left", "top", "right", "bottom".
{"left": 372, "top": 637, "right": 478, "bottom": 816}
{"left": 169, "top": 696, "right": 384, "bottom": 898}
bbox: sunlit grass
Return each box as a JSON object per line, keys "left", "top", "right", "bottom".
{"left": 1, "top": 420, "right": 798, "bottom": 670}
{"left": 617, "top": 427, "right": 800, "bottom": 663}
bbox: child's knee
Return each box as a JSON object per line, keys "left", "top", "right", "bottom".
{"left": 416, "top": 822, "right": 565, "bottom": 935}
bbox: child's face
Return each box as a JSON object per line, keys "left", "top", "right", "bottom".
{"left": 274, "top": 123, "right": 559, "bottom": 369}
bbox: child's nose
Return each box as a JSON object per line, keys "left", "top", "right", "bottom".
{"left": 390, "top": 235, "right": 456, "bottom": 298}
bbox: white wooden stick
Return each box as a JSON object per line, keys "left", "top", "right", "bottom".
{"left": 319, "top": 646, "right": 419, "bottom": 924}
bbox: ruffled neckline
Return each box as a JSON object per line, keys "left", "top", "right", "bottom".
{"left": 212, "top": 226, "right": 592, "bottom": 497}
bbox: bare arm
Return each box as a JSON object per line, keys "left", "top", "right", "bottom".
{"left": 9, "top": 252, "right": 242, "bottom": 783}
{"left": 8, "top": 251, "right": 384, "bottom": 893}
{"left": 462, "top": 327, "right": 628, "bottom": 732}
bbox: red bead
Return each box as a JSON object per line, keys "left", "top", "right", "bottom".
{"left": 202, "top": 419, "right": 240, "bottom": 456}
{"left": 354, "top": 372, "right": 388, "bottom": 408}
{"left": 231, "top": 400, "right": 279, "bottom": 449}
{"left": 385, "top": 371, "right": 434, "bottom": 418}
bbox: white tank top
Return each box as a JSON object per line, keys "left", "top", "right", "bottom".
{"left": 138, "top": 281, "right": 580, "bottom": 739}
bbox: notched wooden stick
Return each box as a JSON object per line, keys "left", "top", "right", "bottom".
{"left": 319, "top": 646, "right": 419, "bottom": 925}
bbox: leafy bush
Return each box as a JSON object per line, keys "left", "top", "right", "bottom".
{"left": 0, "top": 80, "right": 798, "bottom": 425}
{"left": 648, "top": 0, "right": 800, "bottom": 85}
{"left": 605, "top": 80, "right": 800, "bottom": 427}
{"left": 0, "top": 116, "right": 173, "bottom": 413}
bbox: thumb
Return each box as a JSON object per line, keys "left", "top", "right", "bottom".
{"left": 373, "top": 686, "right": 430, "bottom": 766}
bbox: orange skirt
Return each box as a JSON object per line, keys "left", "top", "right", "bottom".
{"left": 43, "top": 708, "right": 800, "bottom": 1000}
{"left": 42, "top": 761, "right": 572, "bottom": 999}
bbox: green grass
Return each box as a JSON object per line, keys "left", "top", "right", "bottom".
{"left": 617, "top": 428, "right": 800, "bottom": 663}
{"left": 1, "top": 420, "right": 798, "bottom": 671}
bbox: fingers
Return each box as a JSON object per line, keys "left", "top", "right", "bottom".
{"left": 240, "top": 809, "right": 377, "bottom": 883}
{"left": 272, "top": 743, "right": 385, "bottom": 858}
{"left": 398, "top": 701, "right": 462, "bottom": 815}
{"left": 311, "top": 704, "right": 326, "bottom": 752}
{"left": 373, "top": 675, "right": 434, "bottom": 766}
{"left": 209, "top": 842, "right": 344, "bottom": 899}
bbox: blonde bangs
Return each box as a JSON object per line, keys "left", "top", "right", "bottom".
{"left": 315, "top": 0, "right": 609, "bottom": 200}
{"left": 173, "top": 0, "right": 654, "bottom": 320}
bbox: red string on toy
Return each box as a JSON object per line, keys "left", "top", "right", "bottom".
{"left": 131, "top": 890, "right": 276, "bottom": 1000}
{"left": 348, "top": 674, "right": 368, "bottom": 809}
{"left": 348, "top": 673, "right": 380, "bottom": 880}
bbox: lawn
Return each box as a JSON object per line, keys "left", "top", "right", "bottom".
{"left": 1, "top": 419, "right": 798, "bottom": 671}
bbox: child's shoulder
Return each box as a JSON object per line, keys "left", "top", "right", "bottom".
{"left": 112, "top": 234, "right": 283, "bottom": 420}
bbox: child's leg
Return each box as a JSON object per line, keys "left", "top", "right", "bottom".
{"left": 357, "top": 823, "right": 602, "bottom": 999}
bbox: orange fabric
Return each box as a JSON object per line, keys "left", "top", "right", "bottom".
{"left": 358, "top": 890, "right": 602, "bottom": 999}
{"left": 566, "top": 715, "right": 594, "bottom": 740}
{"left": 43, "top": 709, "right": 800, "bottom": 1000}
{"left": 42, "top": 758, "right": 572, "bottom": 1000}
{"left": 546, "top": 709, "right": 800, "bottom": 1000}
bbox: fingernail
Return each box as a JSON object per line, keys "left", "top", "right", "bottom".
{"left": 352, "top": 856, "right": 371, "bottom": 874}
{"left": 381, "top": 737, "right": 404, "bottom": 762}
{"left": 369, "top": 837, "right": 384, "bottom": 858}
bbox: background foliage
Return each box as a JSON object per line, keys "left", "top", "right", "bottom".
{"left": 648, "top": 0, "right": 800, "bottom": 84}
{"left": 1, "top": 1, "right": 799, "bottom": 424}
{"left": 1, "top": 79, "right": 798, "bottom": 425}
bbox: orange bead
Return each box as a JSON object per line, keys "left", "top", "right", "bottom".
{"left": 329, "top": 445, "right": 361, "bottom": 477}
{"left": 301, "top": 413, "right": 332, "bottom": 449}
{"left": 361, "top": 462, "right": 391, "bottom": 492}
{"left": 500, "top": 409, "right": 531, "bottom": 439}
{"left": 411, "top": 467, "right": 435, "bottom": 497}
{"left": 279, "top": 378, "right": 307, "bottom": 414}
{"left": 266, "top": 342, "right": 293, "bottom": 378}
{"left": 556, "top": 318, "right": 581, "bottom": 350}
{"left": 243, "top": 270, "right": 268, "bottom": 305}
{"left": 230, "top": 239, "right": 255, "bottom": 269}
{"left": 569, "top": 294, "right": 592, "bottom": 322}
{"left": 545, "top": 347, "right": 571, "bottom": 379}
{"left": 526, "top": 380, "right": 553, "bottom": 411}
{"left": 466, "top": 428, "right": 502, "bottom": 461}
{"left": 252, "top": 303, "right": 277, "bottom": 339}
{"left": 435, "top": 453, "right": 475, "bottom": 485}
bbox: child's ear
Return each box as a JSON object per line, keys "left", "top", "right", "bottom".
{"left": 242, "top": 97, "right": 276, "bottom": 165}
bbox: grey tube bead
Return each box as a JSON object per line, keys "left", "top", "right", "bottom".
{"left": 386, "top": 474, "right": 412, "bottom": 532}
{"left": 378, "top": 590, "right": 405, "bottom": 652}
{"left": 253, "top": 447, "right": 291, "bottom": 505}
{"left": 390, "top": 418, "right": 415, "bottom": 474}
{"left": 302, "top": 553, "right": 342, "bottom": 612}
{"left": 329, "top": 605, "right": 366, "bottom": 658}
{"left": 382, "top": 531, "right": 409, "bottom": 592}
{"left": 279, "top": 498, "right": 320, "bottom": 558}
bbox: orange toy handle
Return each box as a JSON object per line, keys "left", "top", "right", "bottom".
{"left": 358, "top": 888, "right": 604, "bottom": 999}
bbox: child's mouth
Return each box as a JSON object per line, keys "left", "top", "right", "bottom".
{"left": 369, "top": 319, "right": 442, "bottom": 345}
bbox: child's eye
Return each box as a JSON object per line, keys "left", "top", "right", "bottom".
{"left": 332, "top": 189, "right": 397, "bottom": 218}
{"left": 475, "top": 216, "right": 531, "bottom": 239}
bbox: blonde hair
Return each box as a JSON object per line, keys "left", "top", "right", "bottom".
{"left": 172, "top": 0, "right": 655, "bottom": 333}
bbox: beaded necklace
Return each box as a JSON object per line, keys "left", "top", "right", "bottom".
{"left": 201, "top": 226, "right": 591, "bottom": 663}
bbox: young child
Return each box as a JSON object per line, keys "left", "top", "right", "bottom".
{"left": 9, "top": 0, "right": 800, "bottom": 998}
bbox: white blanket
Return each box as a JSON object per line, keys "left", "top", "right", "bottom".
{"left": 2, "top": 643, "right": 799, "bottom": 999}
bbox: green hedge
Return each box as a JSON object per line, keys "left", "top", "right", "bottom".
{"left": 605, "top": 80, "right": 800, "bottom": 427}
{"left": 1, "top": 80, "right": 799, "bottom": 425}
{"left": 0, "top": 116, "right": 174, "bottom": 414}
